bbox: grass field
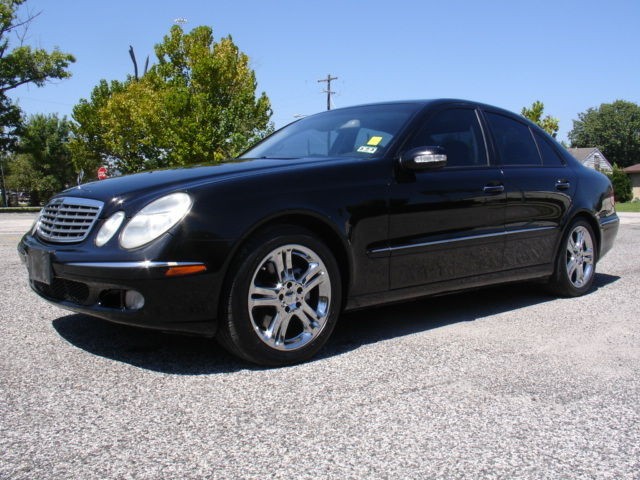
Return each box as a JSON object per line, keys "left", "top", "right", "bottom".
{"left": 616, "top": 201, "right": 640, "bottom": 212}
{"left": 0, "top": 207, "right": 41, "bottom": 213}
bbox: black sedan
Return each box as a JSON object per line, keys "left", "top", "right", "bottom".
{"left": 18, "top": 99, "right": 619, "bottom": 366}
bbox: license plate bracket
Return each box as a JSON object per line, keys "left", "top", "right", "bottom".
{"left": 27, "top": 247, "right": 53, "bottom": 285}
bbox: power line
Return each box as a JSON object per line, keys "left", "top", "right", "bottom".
{"left": 317, "top": 74, "right": 338, "bottom": 110}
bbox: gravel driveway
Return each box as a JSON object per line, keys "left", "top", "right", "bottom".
{"left": 1, "top": 213, "right": 639, "bottom": 479}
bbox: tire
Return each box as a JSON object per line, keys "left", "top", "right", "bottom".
{"left": 216, "top": 225, "right": 342, "bottom": 366}
{"left": 548, "top": 219, "right": 597, "bottom": 297}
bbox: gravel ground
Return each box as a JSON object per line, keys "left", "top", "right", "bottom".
{"left": 1, "top": 213, "right": 639, "bottom": 479}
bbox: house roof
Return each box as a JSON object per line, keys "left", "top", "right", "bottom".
{"left": 566, "top": 147, "right": 613, "bottom": 172}
{"left": 567, "top": 147, "right": 599, "bottom": 161}
{"left": 623, "top": 163, "right": 640, "bottom": 173}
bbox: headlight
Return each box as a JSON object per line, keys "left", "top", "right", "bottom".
{"left": 120, "top": 192, "right": 192, "bottom": 249}
{"left": 95, "top": 211, "right": 125, "bottom": 247}
{"left": 30, "top": 209, "right": 43, "bottom": 235}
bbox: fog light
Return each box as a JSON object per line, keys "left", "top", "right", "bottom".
{"left": 125, "top": 290, "right": 145, "bottom": 310}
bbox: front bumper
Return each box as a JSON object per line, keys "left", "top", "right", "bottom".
{"left": 18, "top": 235, "right": 221, "bottom": 336}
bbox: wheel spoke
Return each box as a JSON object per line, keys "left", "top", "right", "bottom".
{"left": 249, "top": 285, "right": 279, "bottom": 308}
{"left": 284, "top": 248, "right": 294, "bottom": 276}
{"left": 301, "top": 301, "right": 321, "bottom": 330}
{"left": 296, "top": 314, "right": 313, "bottom": 334}
{"left": 583, "top": 249, "right": 594, "bottom": 265}
{"left": 252, "top": 286, "right": 278, "bottom": 297}
{"left": 566, "top": 257, "right": 578, "bottom": 280}
{"left": 575, "top": 263, "right": 585, "bottom": 285}
{"left": 299, "top": 262, "right": 320, "bottom": 284}
{"left": 266, "top": 311, "right": 291, "bottom": 346}
{"left": 269, "top": 250, "right": 285, "bottom": 283}
{"left": 303, "top": 271, "right": 325, "bottom": 294}
{"left": 249, "top": 296, "right": 280, "bottom": 308}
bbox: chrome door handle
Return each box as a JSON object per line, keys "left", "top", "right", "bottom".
{"left": 556, "top": 180, "right": 571, "bottom": 191}
{"left": 483, "top": 185, "right": 504, "bottom": 194}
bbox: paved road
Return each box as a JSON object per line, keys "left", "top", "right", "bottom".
{"left": 1, "top": 213, "right": 639, "bottom": 479}
{"left": 0, "top": 212, "right": 36, "bottom": 235}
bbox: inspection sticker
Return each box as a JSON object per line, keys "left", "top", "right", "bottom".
{"left": 367, "top": 136, "right": 383, "bottom": 146}
{"left": 357, "top": 146, "right": 378, "bottom": 154}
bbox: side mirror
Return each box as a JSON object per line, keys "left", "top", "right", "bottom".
{"left": 399, "top": 146, "right": 447, "bottom": 171}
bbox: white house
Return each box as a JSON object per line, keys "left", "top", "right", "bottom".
{"left": 566, "top": 148, "right": 613, "bottom": 173}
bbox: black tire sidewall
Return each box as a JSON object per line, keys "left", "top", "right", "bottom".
{"left": 225, "top": 227, "right": 342, "bottom": 366}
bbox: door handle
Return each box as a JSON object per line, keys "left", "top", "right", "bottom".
{"left": 556, "top": 180, "right": 571, "bottom": 191}
{"left": 483, "top": 184, "right": 504, "bottom": 194}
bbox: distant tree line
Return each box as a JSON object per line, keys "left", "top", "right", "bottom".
{"left": 0, "top": 0, "right": 74, "bottom": 206}
{"left": 1, "top": 0, "right": 272, "bottom": 206}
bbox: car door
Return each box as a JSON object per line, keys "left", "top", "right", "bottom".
{"left": 482, "top": 110, "right": 576, "bottom": 270}
{"left": 386, "top": 107, "right": 506, "bottom": 290}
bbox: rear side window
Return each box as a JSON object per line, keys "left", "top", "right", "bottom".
{"left": 485, "top": 112, "right": 541, "bottom": 166}
{"left": 534, "top": 131, "right": 565, "bottom": 166}
{"left": 405, "top": 108, "right": 488, "bottom": 167}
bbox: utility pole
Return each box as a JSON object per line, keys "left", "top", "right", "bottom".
{"left": 317, "top": 74, "right": 338, "bottom": 110}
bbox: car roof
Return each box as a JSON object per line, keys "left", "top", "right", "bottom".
{"left": 328, "top": 98, "right": 517, "bottom": 116}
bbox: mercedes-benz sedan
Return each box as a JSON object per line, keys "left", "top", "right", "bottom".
{"left": 18, "top": 99, "right": 619, "bottom": 365}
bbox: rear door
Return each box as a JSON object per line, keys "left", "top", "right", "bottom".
{"left": 482, "top": 111, "right": 575, "bottom": 270}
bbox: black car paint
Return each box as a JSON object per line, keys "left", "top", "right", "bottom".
{"left": 18, "top": 99, "right": 619, "bottom": 336}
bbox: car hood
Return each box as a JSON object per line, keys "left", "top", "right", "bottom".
{"left": 59, "top": 157, "right": 325, "bottom": 206}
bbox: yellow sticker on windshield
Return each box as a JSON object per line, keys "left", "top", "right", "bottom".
{"left": 367, "top": 136, "right": 383, "bottom": 146}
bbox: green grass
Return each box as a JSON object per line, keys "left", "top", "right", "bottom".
{"left": 616, "top": 201, "right": 640, "bottom": 212}
{"left": 0, "top": 207, "right": 41, "bottom": 213}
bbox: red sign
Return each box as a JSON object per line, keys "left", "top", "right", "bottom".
{"left": 97, "top": 166, "right": 108, "bottom": 180}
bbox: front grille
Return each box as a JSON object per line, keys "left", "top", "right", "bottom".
{"left": 34, "top": 278, "right": 91, "bottom": 305}
{"left": 37, "top": 197, "right": 103, "bottom": 243}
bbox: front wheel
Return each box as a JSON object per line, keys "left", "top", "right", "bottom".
{"left": 548, "top": 219, "right": 597, "bottom": 297}
{"left": 217, "top": 226, "right": 342, "bottom": 366}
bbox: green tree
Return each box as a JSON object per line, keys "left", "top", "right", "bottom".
{"left": 98, "top": 78, "right": 170, "bottom": 173}
{"left": 72, "top": 25, "right": 273, "bottom": 174}
{"left": 606, "top": 164, "right": 632, "bottom": 203}
{"left": 569, "top": 100, "right": 640, "bottom": 169}
{"left": 521, "top": 101, "right": 559, "bottom": 137}
{"left": 0, "top": 0, "right": 75, "bottom": 153}
{"left": 68, "top": 79, "right": 126, "bottom": 177}
{"left": 6, "top": 114, "right": 74, "bottom": 204}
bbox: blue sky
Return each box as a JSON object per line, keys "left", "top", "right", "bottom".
{"left": 7, "top": 0, "right": 640, "bottom": 142}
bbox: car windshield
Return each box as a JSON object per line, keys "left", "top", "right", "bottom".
{"left": 240, "top": 103, "right": 420, "bottom": 159}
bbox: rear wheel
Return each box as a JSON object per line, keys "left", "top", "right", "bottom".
{"left": 548, "top": 219, "right": 597, "bottom": 297}
{"left": 217, "top": 226, "right": 342, "bottom": 366}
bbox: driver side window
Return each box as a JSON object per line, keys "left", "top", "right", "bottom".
{"left": 406, "top": 108, "right": 488, "bottom": 167}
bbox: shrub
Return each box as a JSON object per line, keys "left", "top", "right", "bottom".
{"left": 607, "top": 164, "right": 632, "bottom": 203}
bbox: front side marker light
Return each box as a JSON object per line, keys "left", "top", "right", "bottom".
{"left": 96, "top": 211, "right": 126, "bottom": 247}
{"left": 165, "top": 264, "right": 207, "bottom": 277}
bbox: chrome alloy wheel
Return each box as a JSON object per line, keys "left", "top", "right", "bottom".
{"left": 565, "top": 225, "right": 595, "bottom": 288}
{"left": 248, "top": 244, "right": 332, "bottom": 351}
